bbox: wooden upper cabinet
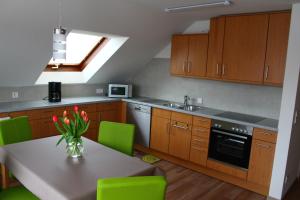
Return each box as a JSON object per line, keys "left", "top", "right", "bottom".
{"left": 170, "top": 34, "right": 208, "bottom": 77}
{"left": 170, "top": 35, "right": 189, "bottom": 75}
{"left": 222, "top": 14, "right": 269, "bottom": 83}
{"left": 186, "top": 35, "right": 208, "bottom": 77}
{"left": 264, "top": 12, "right": 291, "bottom": 86}
{"left": 206, "top": 17, "right": 225, "bottom": 79}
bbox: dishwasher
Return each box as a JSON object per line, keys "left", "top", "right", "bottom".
{"left": 127, "top": 103, "right": 151, "bottom": 148}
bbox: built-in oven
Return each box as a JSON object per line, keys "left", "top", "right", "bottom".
{"left": 208, "top": 120, "right": 253, "bottom": 169}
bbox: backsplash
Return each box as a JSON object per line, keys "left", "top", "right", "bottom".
{"left": 0, "top": 84, "right": 107, "bottom": 103}
{"left": 131, "top": 58, "right": 283, "bottom": 119}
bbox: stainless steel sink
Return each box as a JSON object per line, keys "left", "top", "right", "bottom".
{"left": 162, "top": 103, "right": 201, "bottom": 112}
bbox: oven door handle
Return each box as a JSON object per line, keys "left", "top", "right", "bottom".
{"left": 226, "top": 138, "right": 245, "bottom": 144}
{"left": 212, "top": 129, "right": 248, "bottom": 140}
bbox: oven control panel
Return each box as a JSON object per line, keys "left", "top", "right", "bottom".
{"left": 212, "top": 120, "right": 253, "bottom": 136}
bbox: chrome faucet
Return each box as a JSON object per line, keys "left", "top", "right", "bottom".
{"left": 184, "top": 95, "right": 190, "bottom": 107}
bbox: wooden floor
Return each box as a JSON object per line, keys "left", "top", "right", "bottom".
{"left": 154, "top": 160, "right": 266, "bottom": 200}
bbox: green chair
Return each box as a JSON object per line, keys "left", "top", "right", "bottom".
{"left": 0, "top": 186, "right": 39, "bottom": 200}
{"left": 0, "top": 116, "right": 32, "bottom": 146}
{"left": 97, "top": 176, "right": 167, "bottom": 200}
{"left": 0, "top": 116, "right": 38, "bottom": 199}
{"left": 98, "top": 121, "right": 135, "bottom": 156}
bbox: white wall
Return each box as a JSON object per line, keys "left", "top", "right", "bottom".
{"left": 269, "top": 3, "right": 300, "bottom": 199}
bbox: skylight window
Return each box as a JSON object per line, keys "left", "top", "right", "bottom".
{"left": 36, "top": 30, "right": 129, "bottom": 85}
{"left": 49, "top": 32, "right": 102, "bottom": 65}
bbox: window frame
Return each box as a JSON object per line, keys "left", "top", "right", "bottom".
{"left": 45, "top": 37, "right": 108, "bottom": 72}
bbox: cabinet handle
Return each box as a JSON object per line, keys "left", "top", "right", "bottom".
{"left": 182, "top": 62, "right": 186, "bottom": 72}
{"left": 222, "top": 64, "right": 225, "bottom": 76}
{"left": 172, "top": 124, "right": 189, "bottom": 130}
{"left": 166, "top": 123, "right": 170, "bottom": 134}
{"left": 257, "top": 143, "right": 271, "bottom": 149}
{"left": 265, "top": 65, "right": 269, "bottom": 80}
{"left": 216, "top": 64, "right": 220, "bottom": 75}
{"left": 187, "top": 61, "right": 191, "bottom": 73}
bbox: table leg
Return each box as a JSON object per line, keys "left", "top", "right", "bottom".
{"left": 1, "top": 164, "right": 9, "bottom": 189}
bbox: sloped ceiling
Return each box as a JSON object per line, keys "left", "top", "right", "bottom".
{"left": 0, "top": 0, "right": 298, "bottom": 86}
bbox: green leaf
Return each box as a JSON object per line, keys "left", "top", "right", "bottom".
{"left": 56, "top": 135, "right": 65, "bottom": 146}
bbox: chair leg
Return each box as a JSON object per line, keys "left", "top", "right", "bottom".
{"left": 1, "top": 163, "right": 9, "bottom": 189}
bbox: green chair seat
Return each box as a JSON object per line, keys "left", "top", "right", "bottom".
{"left": 98, "top": 121, "right": 135, "bottom": 156}
{"left": 97, "top": 176, "right": 167, "bottom": 200}
{"left": 0, "top": 186, "right": 39, "bottom": 200}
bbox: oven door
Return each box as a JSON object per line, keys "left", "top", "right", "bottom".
{"left": 208, "top": 128, "right": 252, "bottom": 169}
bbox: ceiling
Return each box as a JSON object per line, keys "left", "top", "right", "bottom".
{"left": 0, "top": 0, "right": 298, "bottom": 87}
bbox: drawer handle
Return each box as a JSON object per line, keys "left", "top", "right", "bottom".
{"left": 257, "top": 143, "right": 271, "bottom": 149}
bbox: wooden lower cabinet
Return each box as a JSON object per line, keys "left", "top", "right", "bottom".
{"left": 247, "top": 139, "right": 276, "bottom": 187}
{"left": 189, "top": 126, "right": 210, "bottom": 166}
{"left": 150, "top": 116, "right": 170, "bottom": 154}
{"left": 169, "top": 120, "right": 192, "bottom": 160}
{"left": 6, "top": 101, "right": 123, "bottom": 141}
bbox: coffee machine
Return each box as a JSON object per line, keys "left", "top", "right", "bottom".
{"left": 48, "top": 82, "right": 61, "bottom": 102}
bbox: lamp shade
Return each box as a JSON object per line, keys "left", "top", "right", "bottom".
{"left": 53, "top": 27, "right": 66, "bottom": 63}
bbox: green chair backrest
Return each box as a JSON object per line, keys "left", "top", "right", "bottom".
{"left": 97, "top": 176, "right": 167, "bottom": 200}
{"left": 0, "top": 116, "right": 32, "bottom": 146}
{"left": 98, "top": 121, "right": 135, "bottom": 156}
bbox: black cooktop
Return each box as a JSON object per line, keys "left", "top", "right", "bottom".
{"left": 216, "top": 111, "right": 265, "bottom": 124}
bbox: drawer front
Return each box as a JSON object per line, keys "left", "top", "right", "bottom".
{"left": 0, "top": 113, "right": 9, "bottom": 118}
{"left": 190, "top": 147, "right": 208, "bottom": 166}
{"left": 42, "top": 107, "right": 66, "bottom": 119}
{"left": 193, "top": 116, "right": 211, "bottom": 128}
{"left": 9, "top": 111, "right": 27, "bottom": 118}
{"left": 97, "top": 102, "right": 120, "bottom": 111}
{"left": 73, "top": 104, "right": 97, "bottom": 113}
{"left": 192, "top": 126, "right": 210, "bottom": 138}
{"left": 191, "top": 136, "right": 209, "bottom": 148}
{"left": 26, "top": 109, "right": 44, "bottom": 120}
{"left": 171, "top": 112, "right": 192, "bottom": 124}
{"left": 152, "top": 108, "right": 171, "bottom": 119}
{"left": 253, "top": 128, "right": 277, "bottom": 143}
{"left": 207, "top": 159, "right": 247, "bottom": 180}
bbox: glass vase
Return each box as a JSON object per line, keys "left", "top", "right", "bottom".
{"left": 66, "top": 138, "right": 84, "bottom": 158}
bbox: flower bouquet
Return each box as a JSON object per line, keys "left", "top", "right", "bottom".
{"left": 52, "top": 105, "right": 90, "bottom": 158}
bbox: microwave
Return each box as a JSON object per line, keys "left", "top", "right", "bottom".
{"left": 108, "top": 84, "right": 132, "bottom": 98}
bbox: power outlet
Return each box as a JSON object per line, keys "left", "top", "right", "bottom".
{"left": 96, "top": 88, "right": 104, "bottom": 95}
{"left": 12, "top": 91, "right": 19, "bottom": 99}
{"left": 197, "top": 97, "right": 203, "bottom": 105}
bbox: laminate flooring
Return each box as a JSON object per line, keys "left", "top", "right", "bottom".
{"left": 154, "top": 160, "right": 266, "bottom": 200}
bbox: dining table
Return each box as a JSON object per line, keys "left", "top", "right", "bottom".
{"left": 0, "top": 136, "right": 159, "bottom": 200}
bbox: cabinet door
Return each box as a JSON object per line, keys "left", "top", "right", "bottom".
{"left": 169, "top": 121, "right": 192, "bottom": 160}
{"left": 150, "top": 116, "right": 170, "bottom": 154}
{"left": 247, "top": 139, "right": 276, "bottom": 187}
{"left": 206, "top": 17, "right": 225, "bottom": 79}
{"left": 222, "top": 14, "right": 269, "bottom": 83}
{"left": 264, "top": 12, "right": 291, "bottom": 86}
{"left": 170, "top": 35, "right": 189, "bottom": 75}
{"left": 99, "top": 110, "right": 119, "bottom": 122}
{"left": 186, "top": 34, "right": 208, "bottom": 77}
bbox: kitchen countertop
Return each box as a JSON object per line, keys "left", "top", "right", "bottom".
{"left": 122, "top": 97, "right": 279, "bottom": 132}
{"left": 0, "top": 96, "right": 278, "bottom": 132}
{"left": 0, "top": 96, "right": 120, "bottom": 113}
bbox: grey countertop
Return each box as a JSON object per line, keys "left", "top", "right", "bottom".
{"left": 0, "top": 96, "right": 120, "bottom": 113}
{"left": 122, "top": 97, "right": 279, "bottom": 132}
{"left": 0, "top": 96, "right": 278, "bottom": 132}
